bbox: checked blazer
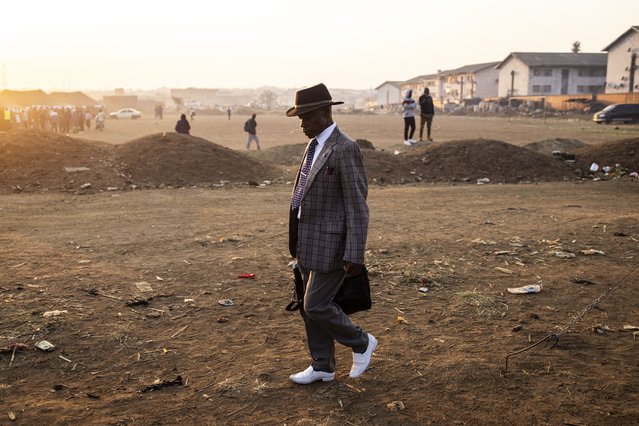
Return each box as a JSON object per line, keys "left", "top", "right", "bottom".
{"left": 291, "top": 126, "right": 369, "bottom": 273}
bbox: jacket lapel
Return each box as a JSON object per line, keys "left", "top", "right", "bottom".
{"left": 302, "top": 127, "right": 339, "bottom": 199}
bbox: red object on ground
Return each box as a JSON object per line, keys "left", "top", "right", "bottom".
{"left": 238, "top": 273, "right": 256, "bottom": 279}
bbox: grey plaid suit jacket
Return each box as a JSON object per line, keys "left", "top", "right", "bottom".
{"left": 292, "top": 126, "right": 369, "bottom": 273}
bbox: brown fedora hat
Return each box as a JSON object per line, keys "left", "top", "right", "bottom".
{"left": 286, "top": 83, "right": 344, "bottom": 117}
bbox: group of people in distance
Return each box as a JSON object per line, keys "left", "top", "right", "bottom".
{"left": 401, "top": 87, "right": 435, "bottom": 145}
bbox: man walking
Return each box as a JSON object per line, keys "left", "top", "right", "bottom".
{"left": 243, "top": 113, "right": 260, "bottom": 150}
{"left": 418, "top": 87, "right": 435, "bottom": 142}
{"left": 286, "top": 83, "right": 377, "bottom": 385}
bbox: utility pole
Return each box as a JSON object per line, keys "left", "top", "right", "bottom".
{"left": 630, "top": 53, "right": 636, "bottom": 93}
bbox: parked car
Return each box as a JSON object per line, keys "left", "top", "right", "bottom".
{"left": 109, "top": 108, "right": 142, "bottom": 119}
{"left": 592, "top": 103, "right": 639, "bottom": 124}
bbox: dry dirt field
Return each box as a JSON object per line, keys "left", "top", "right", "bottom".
{"left": 1, "top": 114, "right": 639, "bottom": 425}
{"left": 77, "top": 112, "right": 639, "bottom": 149}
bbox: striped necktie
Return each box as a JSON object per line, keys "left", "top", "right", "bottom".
{"left": 291, "top": 139, "right": 318, "bottom": 210}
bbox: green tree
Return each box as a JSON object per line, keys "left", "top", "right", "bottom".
{"left": 572, "top": 41, "right": 581, "bottom": 53}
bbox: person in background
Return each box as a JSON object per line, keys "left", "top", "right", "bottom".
{"left": 286, "top": 83, "right": 377, "bottom": 385}
{"left": 243, "top": 113, "right": 260, "bottom": 150}
{"left": 95, "top": 109, "right": 105, "bottom": 132}
{"left": 175, "top": 113, "right": 191, "bottom": 134}
{"left": 227, "top": 106, "right": 232, "bottom": 120}
{"left": 418, "top": 87, "right": 435, "bottom": 142}
{"left": 402, "top": 89, "right": 416, "bottom": 145}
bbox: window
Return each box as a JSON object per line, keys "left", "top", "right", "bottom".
{"left": 533, "top": 68, "right": 553, "bottom": 77}
{"left": 577, "top": 85, "right": 604, "bottom": 93}
{"left": 578, "top": 69, "right": 606, "bottom": 77}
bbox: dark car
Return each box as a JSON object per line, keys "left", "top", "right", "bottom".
{"left": 592, "top": 103, "right": 639, "bottom": 124}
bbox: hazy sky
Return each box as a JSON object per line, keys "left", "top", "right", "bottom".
{"left": 1, "top": 0, "right": 637, "bottom": 91}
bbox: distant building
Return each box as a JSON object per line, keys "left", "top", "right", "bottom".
{"left": 374, "top": 81, "right": 402, "bottom": 108}
{"left": 496, "top": 52, "right": 607, "bottom": 97}
{"left": 602, "top": 25, "right": 639, "bottom": 93}
{"left": 440, "top": 62, "right": 500, "bottom": 103}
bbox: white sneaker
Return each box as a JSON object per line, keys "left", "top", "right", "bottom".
{"left": 409, "top": 139, "right": 416, "bottom": 144}
{"left": 404, "top": 140, "right": 411, "bottom": 145}
{"left": 290, "top": 366, "right": 335, "bottom": 385}
{"left": 349, "top": 334, "right": 378, "bottom": 378}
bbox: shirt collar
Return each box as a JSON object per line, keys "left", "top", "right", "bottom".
{"left": 313, "top": 122, "right": 336, "bottom": 148}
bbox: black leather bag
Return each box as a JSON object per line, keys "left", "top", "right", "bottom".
{"left": 285, "top": 265, "right": 372, "bottom": 315}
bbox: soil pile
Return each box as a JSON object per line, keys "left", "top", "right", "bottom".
{"left": 406, "top": 139, "right": 575, "bottom": 183}
{"left": 523, "top": 138, "right": 587, "bottom": 156}
{"left": 574, "top": 137, "right": 639, "bottom": 172}
{"left": 0, "top": 129, "right": 126, "bottom": 193}
{"left": 115, "top": 133, "right": 285, "bottom": 187}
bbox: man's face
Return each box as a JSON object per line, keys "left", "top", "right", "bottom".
{"left": 298, "top": 107, "right": 330, "bottom": 139}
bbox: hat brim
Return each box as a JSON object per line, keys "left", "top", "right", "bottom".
{"left": 286, "top": 101, "right": 344, "bottom": 117}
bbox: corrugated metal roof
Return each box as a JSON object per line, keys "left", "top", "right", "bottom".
{"left": 602, "top": 25, "right": 639, "bottom": 51}
{"left": 496, "top": 52, "right": 607, "bottom": 69}
{"left": 441, "top": 61, "right": 500, "bottom": 76}
{"left": 404, "top": 74, "right": 439, "bottom": 83}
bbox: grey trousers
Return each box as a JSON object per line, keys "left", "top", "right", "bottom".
{"left": 298, "top": 262, "right": 369, "bottom": 373}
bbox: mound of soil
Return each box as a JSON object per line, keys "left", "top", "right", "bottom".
{"left": 574, "top": 137, "right": 639, "bottom": 172}
{"left": 406, "top": 139, "right": 576, "bottom": 183}
{"left": 115, "top": 133, "right": 285, "bottom": 187}
{"left": 0, "top": 129, "right": 126, "bottom": 193}
{"left": 524, "top": 138, "right": 587, "bottom": 156}
{"left": 249, "top": 143, "right": 306, "bottom": 166}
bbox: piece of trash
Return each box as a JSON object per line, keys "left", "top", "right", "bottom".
{"left": 393, "top": 150, "right": 400, "bottom": 155}
{"left": 471, "top": 238, "right": 496, "bottom": 245}
{"left": 184, "top": 298, "right": 195, "bottom": 303}
{"left": 80, "top": 183, "right": 92, "bottom": 189}
{"left": 8, "top": 412, "right": 16, "bottom": 421}
{"left": 476, "top": 177, "right": 490, "bottom": 184}
{"left": 550, "top": 250, "right": 576, "bottom": 259}
{"left": 218, "top": 299, "right": 234, "bottom": 306}
{"left": 418, "top": 287, "right": 429, "bottom": 293}
{"left": 217, "top": 317, "right": 229, "bottom": 323}
{"left": 155, "top": 276, "right": 164, "bottom": 281}
{"left": 629, "top": 172, "right": 639, "bottom": 178}
{"left": 507, "top": 284, "right": 542, "bottom": 294}
{"left": 387, "top": 401, "right": 405, "bottom": 411}
{"left": 0, "top": 343, "right": 29, "bottom": 354}
{"left": 141, "top": 375, "right": 183, "bottom": 393}
{"left": 238, "top": 273, "right": 256, "bottom": 279}
{"left": 58, "top": 355, "right": 72, "bottom": 363}
{"left": 622, "top": 325, "right": 639, "bottom": 331}
{"left": 589, "top": 162, "right": 599, "bottom": 172}
{"left": 593, "top": 324, "right": 611, "bottom": 334}
{"left": 570, "top": 278, "right": 597, "bottom": 285}
{"left": 512, "top": 325, "right": 523, "bottom": 332}
{"left": 43, "top": 310, "right": 68, "bottom": 318}
{"left": 106, "top": 187, "right": 119, "bottom": 191}
{"left": 396, "top": 316, "right": 408, "bottom": 324}
{"left": 135, "top": 282, "right": 153, "bottom": 292}
{"left": 35, "top": 340, "right": 55, "bottom": 352}
{"left": 126, "top": 297, "right": 150, "bottom": 306}
{"left": 78, "top": 260, "right": 91, "bottom": 264}
{"left": 579, "top": 249, "right": 605, "bottom": 256}
{"left": 64, "top": 167, "right": 90, "bottom": 172}
{"left": 495, "top": 267, "right": 515, "bottom": 275}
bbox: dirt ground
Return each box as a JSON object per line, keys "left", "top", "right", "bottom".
{"left": 1, "top": 116, "right": 639, "bottom": 425}
{"left": 76, "top": 113, "right": 639, "bottom": 150}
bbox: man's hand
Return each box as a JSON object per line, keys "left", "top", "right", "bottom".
{"left": 343, "top": 262, "right": 362, "bottom": 277}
